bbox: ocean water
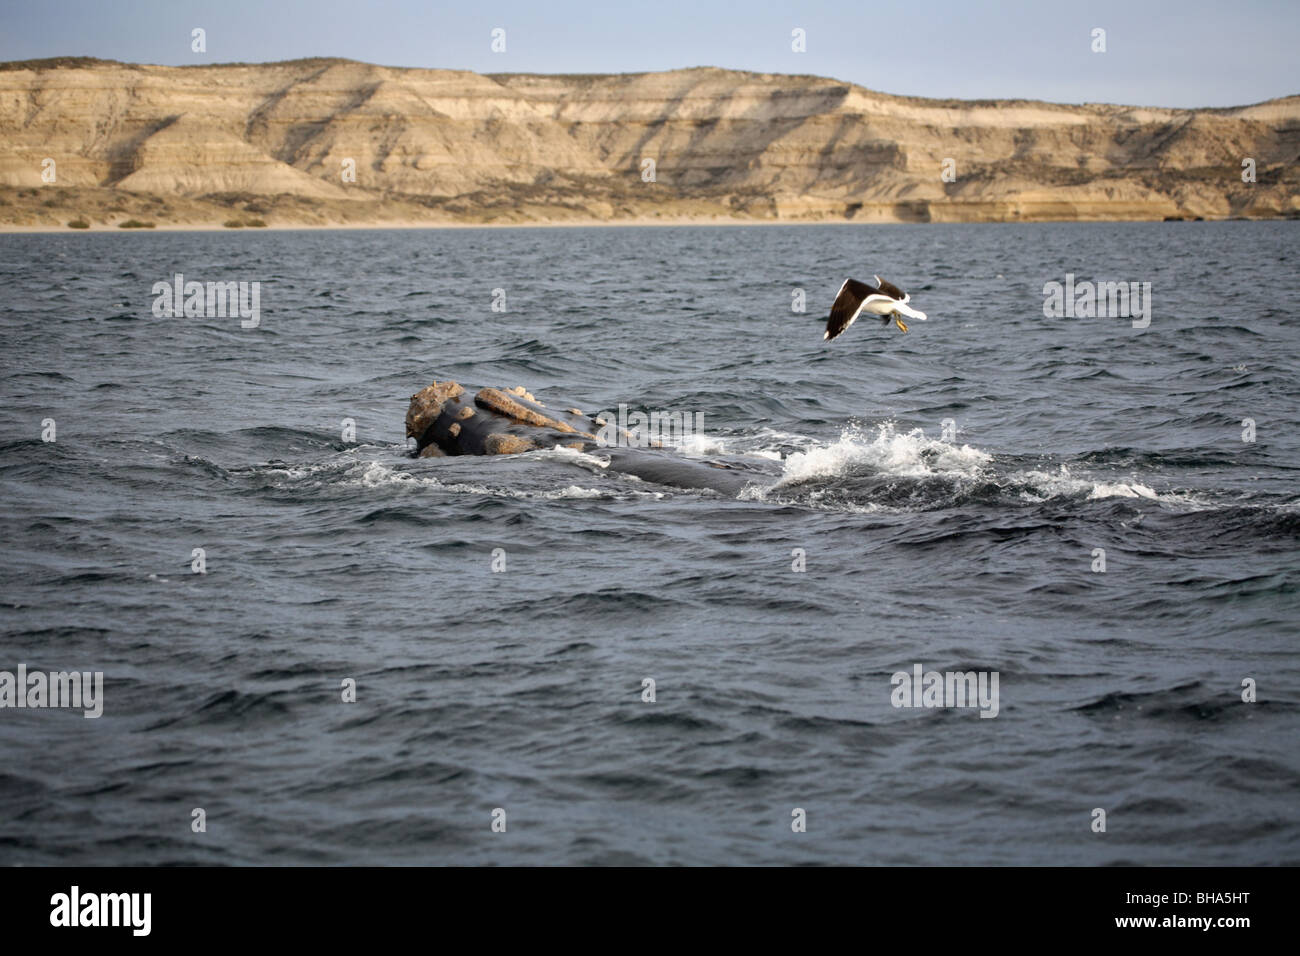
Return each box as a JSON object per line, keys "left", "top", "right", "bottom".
{"left": 0, "top": 222, "right": 1296, "bottom": 866}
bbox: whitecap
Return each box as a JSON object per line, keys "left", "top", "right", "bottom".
{"left": 775, "top": 422, "right": 991, "bottom": 486}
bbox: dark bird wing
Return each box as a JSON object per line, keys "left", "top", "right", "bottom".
{"left": 872, "top": 275, "right": 908, "bottom": 301}
{"left": 824, "top": 278, "right": 877, "bottom": 341}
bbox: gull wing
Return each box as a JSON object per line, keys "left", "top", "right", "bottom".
{"left": 872, "top": 275, "right": 909, "bottom": 302}
{"left": 824, "top": 278, "right": 876, "bottom": 341}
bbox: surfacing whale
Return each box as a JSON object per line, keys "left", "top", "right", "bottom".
{"left": 405, "top": 379, "right": 775, "bottom": 494}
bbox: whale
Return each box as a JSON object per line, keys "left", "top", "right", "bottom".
{"left": 405, "top": 380, "right": 776, "bottom": 494}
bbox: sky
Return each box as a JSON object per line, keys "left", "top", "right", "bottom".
{"left": 1, "top": 0, "right": 1297, "bottom": 109}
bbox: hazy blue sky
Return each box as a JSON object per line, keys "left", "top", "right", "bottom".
{"left": 2, "top": 0, "right": 1296, "bottom": 108}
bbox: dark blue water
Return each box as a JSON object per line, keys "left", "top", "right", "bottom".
{"left": 1, "top": 223, "right": 1297, "bottom": 865}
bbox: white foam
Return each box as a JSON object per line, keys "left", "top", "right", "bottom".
{"left": 256, "top": 465, "right": 313, "bottom": 480}
{"left": 675, "top": 432, "right": 727, "bottom": 455}
{"left": 739, "top": 482, "right": 887, "bottom": 513}
{"left": 673, "top": 426, "right": 814, "bottom": 460}
{"left": 1089, "top": 481, "right": 1159, "bottom": 500}
{"left": 740, "top": 425, "right": 1207, "bottom": 509}
{"left": 1014, "top": 465, "right": 1162, "bottom": 501}
{"left": 532, "top": 444, "right": 611, "bottom": 469}
{"left": 343, "top": 460, "right": 654, "bottom": 501}
{"left": 775, "top": 422, "right": 991, "bottom": 486}
{"left": 541, "top": 485, "right": 606, "bottom": 499}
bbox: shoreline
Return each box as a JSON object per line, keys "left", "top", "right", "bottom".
{"left": 0, "top": 215, "right": 1285, "bottom": 234}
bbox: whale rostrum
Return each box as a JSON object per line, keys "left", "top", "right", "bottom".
{"left": 405, "top": 380, "right": 636, "bottom": 458}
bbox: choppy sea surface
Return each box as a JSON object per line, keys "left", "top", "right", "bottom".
{"left": 0, "top": 222, "right": 1297, "bottom": 865}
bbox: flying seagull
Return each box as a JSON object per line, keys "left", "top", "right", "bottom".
{"left": 824, "top": 276, "right": 927, "bottom": 341}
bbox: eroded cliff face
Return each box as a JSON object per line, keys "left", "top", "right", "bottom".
{"left": 1, "top": 57, "right": 1296, "bottom": 226}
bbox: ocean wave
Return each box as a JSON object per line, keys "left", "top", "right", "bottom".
{"left": 773, "top": 422, "right": 992, "bottom": 486}
{"left": 346, "top": 460, "right": 658, "bottom": 501}
{"left": 729, "top": 423, "right": 1224, "bottom": 511}
{"left": 1012, "top": 466, "right": 1161, "bottom": 502}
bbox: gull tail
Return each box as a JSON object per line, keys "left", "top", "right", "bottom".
{"left": 893, "top": 302, "right": 927, "bottom": 321}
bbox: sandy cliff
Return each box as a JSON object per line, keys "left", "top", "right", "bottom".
{"left": 1, "top": 57, "right": 1296, "bottom": 227}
